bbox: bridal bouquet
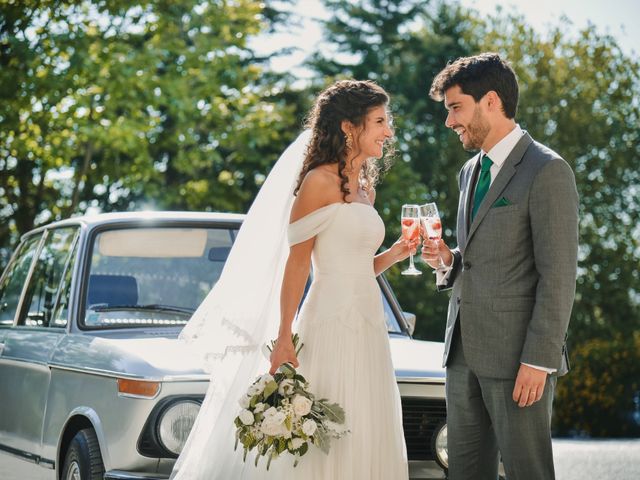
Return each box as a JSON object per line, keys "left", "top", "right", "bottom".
{"left": 234, "top": 334, "right": 349, "bottom": 470}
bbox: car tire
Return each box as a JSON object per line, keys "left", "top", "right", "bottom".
{"left": 61, "top": 428, "right": 105, "bottom": 480}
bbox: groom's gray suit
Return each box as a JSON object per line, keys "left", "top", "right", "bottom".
{"left": 440, "top": 131, "right": 579, "bottom": 479}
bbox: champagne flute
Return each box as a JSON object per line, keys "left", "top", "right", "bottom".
{"left": 419, "top": 202, "right": 444, "bottom": 268}
{"left": 401, "top": 204, "right": 422, "bottom": 276}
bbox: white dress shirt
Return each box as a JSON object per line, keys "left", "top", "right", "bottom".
{"left": 435, "top": 125, "right": 555, "bottom": 374}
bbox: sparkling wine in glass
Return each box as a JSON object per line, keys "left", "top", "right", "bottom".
{"left": 401, "top": 204, "right": 421, "bottom": 276}
{"left": 419, "top": 203, "right": 445, "bottom": 268}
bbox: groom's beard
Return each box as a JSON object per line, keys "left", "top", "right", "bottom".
{"left": 461, "top": 106, "right": 490, "bottom": 151}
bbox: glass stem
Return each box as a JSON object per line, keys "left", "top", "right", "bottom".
{"left": 409, "top": 253, "right": 415, "bottom": 269}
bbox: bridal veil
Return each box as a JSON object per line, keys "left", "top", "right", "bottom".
{"left": 171, "top": 130, "right": 311, "bottom": 479}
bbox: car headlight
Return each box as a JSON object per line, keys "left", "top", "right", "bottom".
{"left": 157, "top": 400, "right": 201, "bottom": 455}
{"left": 434, "top": 423, "right": 448, "bottom": 468}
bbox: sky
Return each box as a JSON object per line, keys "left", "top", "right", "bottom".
{"left": 252, "top": 0, "right": 640, "bottom": 79}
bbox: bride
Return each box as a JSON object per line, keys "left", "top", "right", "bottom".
{"left": 171, "top": 80, "right": 415, "bottom": 479}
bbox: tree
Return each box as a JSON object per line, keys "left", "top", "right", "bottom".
{"left": 312, "top": 0, "right": 640, "bottom": 347}
{"left": 310, "top": 0, "right": 485, "bottom": 340}
{"left": 479, "top": 14, "right": 640, "bottom": 344}
{"left": 0, "top": 0, "right": 300, "bottom": 265}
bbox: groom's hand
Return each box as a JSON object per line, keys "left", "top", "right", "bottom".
{"left": 421, "top": 239, "right": 453, "bottom": 269}
{"left": 512, "top": 364, "right": 547, "bottom": 407}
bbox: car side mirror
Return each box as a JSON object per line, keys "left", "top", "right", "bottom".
{"left": 403, "top": 311, "right": 416, "bottom": 336}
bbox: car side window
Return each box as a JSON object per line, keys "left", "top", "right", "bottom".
{"left": 49, "top": 238, "right": 79, "bottom": 328}
{"left": 0, "top": 234, "right": 44, "bottom": 326}
{"left": 18, "top": 227, "right": 79, "bottom": 327}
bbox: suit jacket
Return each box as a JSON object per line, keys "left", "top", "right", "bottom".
{"left": 441, "top": 132, "right": 579, "bottom": 379}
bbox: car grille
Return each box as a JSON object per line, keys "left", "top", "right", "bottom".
{"left": 402, "top": 397, "right": 447, "bottom": 461}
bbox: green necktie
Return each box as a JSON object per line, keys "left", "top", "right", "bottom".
{"left": 471, "top": 155, "right": 493, "bottom": 221}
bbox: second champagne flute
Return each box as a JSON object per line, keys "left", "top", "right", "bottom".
{"left": 401, "top": 204, "right": 421, "bottom": 276}
{"left": 419, "top": 202, "right": 444, "bottom": 268}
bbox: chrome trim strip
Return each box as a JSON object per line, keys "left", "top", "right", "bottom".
{"left": 0, "top": 354, "right": 48, "bottom": 367}
{"left": 396, "top": 377, "right": 446, "bottom": 384}
{"left": 105, "top": 470, "right": 169, "bottom": 480}
{"left": 0, "top": 443, "right": 55, "bottom": 469}
{"left": 49, "top": 363, "right": 210, "bottom": 382}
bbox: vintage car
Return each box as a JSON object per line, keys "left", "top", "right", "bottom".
{"left": 0, "top": 212, "right": 447, "bottom": 480}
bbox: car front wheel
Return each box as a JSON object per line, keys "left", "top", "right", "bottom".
{"left": 62, "top": 428, "right": 105, "bottom": 480}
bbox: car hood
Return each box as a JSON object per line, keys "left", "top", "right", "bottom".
{"left": 51, "top": 331, "right": 445, "bottom": 382}
{"left": 388, "top": 334, "right": 446, "bottom": 381}
{"left": 51, "top": 331, "right": 209, "bottom": 380}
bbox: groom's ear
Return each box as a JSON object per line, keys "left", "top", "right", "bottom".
{"left": 485, "top": 91, "right": 504, "bottom": 115}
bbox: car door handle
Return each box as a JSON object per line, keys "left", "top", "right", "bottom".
{"left": 0, "top": 341, "right": 4, "bottom": 356}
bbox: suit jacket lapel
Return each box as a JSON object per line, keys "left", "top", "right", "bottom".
{"left": 464, "top": 155, "right": 481, "bottom": 237}
{"left": 466, "top": 133, "right": 533, "bottom": 247}
{"left": 457, "top": 154, "right": 480, "bottom": 253}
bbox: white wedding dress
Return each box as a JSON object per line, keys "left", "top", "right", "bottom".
{"left": 170, "top": 132, "right": 407, "bottom": 480}
{"left": 282, "top": 202, "right": 408, "bottom": 479}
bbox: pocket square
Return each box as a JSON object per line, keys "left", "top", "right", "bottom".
{"left": 493, "top": 197, "right": 512, "bottom": 208}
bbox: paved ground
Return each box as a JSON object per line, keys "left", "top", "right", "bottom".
{"left": 409, "top": 438, "right": 640, "bottom": 479}
{"left": 3, "top": 438, "right": 640, "bottom": 479}
{"left": 554, "top": 438, "right": 640, "bottom": 480}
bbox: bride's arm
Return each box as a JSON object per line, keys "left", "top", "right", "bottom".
{"left": 269, "top": 241, "right": 313, "bottom": 375}
{"left": 269, "top": 170, "right": 337, "bottom": 375}
{"left": 369, "top": 188, "right": 417, "bottom": 276}
{"left": 374, "top": 238, "right": 417, "bottom": 276}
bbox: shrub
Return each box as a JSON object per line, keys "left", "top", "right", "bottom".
{"left": 553, "top": 332, "right": 640, "bottom": 437}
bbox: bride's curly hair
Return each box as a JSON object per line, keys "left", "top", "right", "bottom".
{"left": 294, "top": 80, "right": 395, "bottom": 200}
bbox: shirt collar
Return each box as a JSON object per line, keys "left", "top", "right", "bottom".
{"left": 480, "top": 124, "right": 524, "bottom": 168}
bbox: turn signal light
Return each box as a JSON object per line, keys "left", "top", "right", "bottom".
{"left": 117, "top": 378, "right": 161, "bottom": 398}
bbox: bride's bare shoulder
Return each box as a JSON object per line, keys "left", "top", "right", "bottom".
{"left": 290, "top": 166, "right": 341, "bottom": 222}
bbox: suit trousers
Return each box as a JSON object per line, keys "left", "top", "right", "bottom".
{"left": 446, "top": 324, "right": 557, "bottom": 480}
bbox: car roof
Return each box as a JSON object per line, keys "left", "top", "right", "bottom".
{"left": 23, "top": 211, "right": 246, "bottom": 239}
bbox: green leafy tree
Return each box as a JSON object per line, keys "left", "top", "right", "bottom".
{"left": 479, "top": 14, "right": 640, "bottom": 344}
{"left": 312, "top": 0, "right": 640, "bottom": 349}
{"left": 0, "top": 0, "right": 300, "bottom": 265}
{"left": 310, "top": 0, "right": 484, "bottom": 340}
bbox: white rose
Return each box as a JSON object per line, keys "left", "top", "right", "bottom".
{"left": 290, "top": 437, "right": 305, "bottom": 450}
{"left": 259, "top": 373, "right": 274, "bottom": 385}
{"left": 291, "top": 395, "right": 312, "bottom": 417}
{"left": 239, "top": 395, "right": 251, "bottom": 409}
{"left": 260, "top": 416, "right": 288, "bottom": 437}
{"left": 278, "top": 379, "right": 295, "bottom": 396}
{"left": 238, "top": 409, "right": 254, "bottom": 426}
{"left": 263, "top": 407, "right": 279, "bottom": 419}
{"left": 302, "top": 419, "right": 317, "bottom": 436}
{"left": 253, "top": 402, "right": 266, "bottom": 414}
{"left": 272, "top": 411, "right": 287, "bottom": 425}
{"left": 248, "top": 383, "right": 263, "bottom": 396}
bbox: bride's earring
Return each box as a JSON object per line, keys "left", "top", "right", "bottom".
{"left": 345, "top": 132, "right": 353, "bottom": 151}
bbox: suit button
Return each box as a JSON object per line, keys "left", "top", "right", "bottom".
{"left": 456, "top": 297, "right": 461, "bottom": 305}
{"left": 463, "top": 261, "right": 471, "bottom": 270}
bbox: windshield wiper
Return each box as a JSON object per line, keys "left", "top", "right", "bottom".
{"left": 89, "top": 304, "right": 195, "bottom": 316}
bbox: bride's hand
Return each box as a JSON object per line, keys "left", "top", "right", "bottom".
{"left": 269, "top": 336, "right": 299, "bottom": 375}
{"left": 390, "top": 235, "right": 420, "bottom": 262}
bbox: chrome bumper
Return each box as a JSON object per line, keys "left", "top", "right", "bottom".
{"left": 105, "top": 471, "right": 169, "bottom": 480}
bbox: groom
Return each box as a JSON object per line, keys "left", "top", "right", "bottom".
{"left": 422, "top": 53, "right": 578, "bottom": 479}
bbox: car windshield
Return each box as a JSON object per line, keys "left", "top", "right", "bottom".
{"left": 82, "top": 224, "right": 405, "bottom": 334}
{"left": 83, "top": 226, "right": 234, "bottom": 329}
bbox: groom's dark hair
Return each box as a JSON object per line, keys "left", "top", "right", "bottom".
{"left": 429, "top": 52, "right": 519, "bottom": 119}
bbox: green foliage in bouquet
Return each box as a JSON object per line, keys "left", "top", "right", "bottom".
{"left": 234, "top": 335, "right": 348, "bottom": 470}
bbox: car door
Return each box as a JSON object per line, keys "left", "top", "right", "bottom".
{"left": 0, "top": 227, "right": 79, "bottom": 468}
{"left": 0, "top": 233, "right": 44, "bottom": 450}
